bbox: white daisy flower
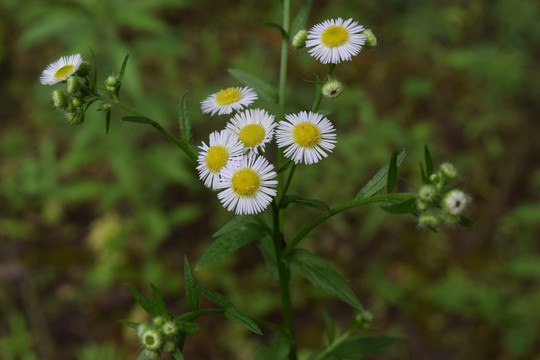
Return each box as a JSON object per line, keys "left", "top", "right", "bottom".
{"left": 201, "top": 86, "right": 258, "bottom": 116}
{"left": 196, "top": 130, "right": 244, "bottom": 189}
{"left": 306, "top": 18, "right": 366, "bottom": 64}
{"left": 40, "top": 54, "right": 83, "bottom": 85}
{"left": 225, "top": 108, "right": 277, "bottom": 153}
{"left": 276, "top": 111, "right": 337, "bottom": 165}
{"left": 443, "top": 190, "right": 469, "bottom": 216}
{"left": 217, "top": 155, "right": 277, "bottom": 215}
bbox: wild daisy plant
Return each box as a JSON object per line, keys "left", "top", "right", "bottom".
{"left": 40, "top": 2, "right": 472, "bottom": 359}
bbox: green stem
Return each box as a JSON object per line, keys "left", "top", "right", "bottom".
{"left": 278, "top": 163, "right": 296, "bottom": 208}
{"left": 313, "top": 331, "right": 352, "bottom": 360}
{"left": 271, "top": 200, "right": 297, "bottom": 360}
{"left": 178, "top": 308, "right": 225, "bottom": 322}
{"left": 283, "top": 193, "right": 415, "bottom": 257}
{"left": 311, "top": 64, "right": 336, "bottom": 113}
{"left": 94, "top": 95, "right": 197, "bottom": 163}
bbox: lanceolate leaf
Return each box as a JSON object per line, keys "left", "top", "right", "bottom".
{"left": 280, "top": 194, "right": 331, "bottom": 211}
{"left": 116, "top": 54, "right": 129, "bottom": 94}
{"left": 380, "top": 197, "right": 417, "bottom": 215}
{"left": 126, "top": 284, "right": 159, "bottom": 316}
{"left": 264, "top": 22, "right": 287, "bottom": 39}
{"left": 122, "top": 115, "right": 154, "bottom": 125}
{"left": 331, "top": 336, "right": 402, "bottom": 358}
{"left": 225, "top": 307, "right": 263, "bottom": 335}
{"left": 253, "top": 334, "right": 292, "bottom": 360}
{"left": 227, "top": 68, "right": 279, "bottom": 103}
{"left": 356, "top": 149, "right": 406, "bottom": 200}
{"left": 387, "top": 151, "right": 398, "bottom": 194}
{"left": 290, "top": 0, "right": 313, "bottom": 40}
{"left": 287, "top": 249, "right": 362, "bottom": 310}
{"left": 184, "top": 256, "right": 199, "bottom": 311}
{"left": 197, "top": 285, "right": 233, "bottom": 308}
{"left": 196, "top": 218, "right": 266, "bottom": 270}
{"left": 118, "top": 319, "right": 139, "bottom": 329}
{"left": 178, "top": 91, "right": 193, "bottom": 146}
{"left": 151, "top": 283, "right": 170, "bottom": 317}
{"left": 424, "top": 145, "right": 434, "bottom": 177}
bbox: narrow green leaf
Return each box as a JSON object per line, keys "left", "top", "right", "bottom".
{"left": 184, "top": 256, "right": 199, "bottom": 311}
{"left": 197, "top": 285, "right": 233, "bottom": 308}
{"left": 263, "top": 22, "right": 287, "bottom": 39}
{"left": 380, "top": 197, "right": 417, "bottom": 214}
{"left": 118, "top": 319, "right": 139, "bottom": 329}
{"left": 387, "top": 151, "right": 398, "bottom": 194}
{"left": 126, "top": 284, "right": 158, "bottom": 316}
{"left": 280, "top": 195, "right": 330, "bottom": 211}
{"left": 253, "top": 334, "right": 292, "bottom": 360}
{"left": 420, "top": 162, "right": 427, "bottom": 183}
{"left": 224, "top": 307, "right": 263, "bottom": 335}
{"left": 105, "top": 110, "right": 111, "bottom": 135}
{"left": 356, "top": 149, "right": 406, "bottom": 200}
{"left": 321, "top": 311, "right": 336, "bottom": 344}
{"left": 290, "top": 0, "right": 313, "bottom": 40}
{"left": 151, "top": 284, "right": 169, "bottom": 318}
{"left": 122, "top": 116, "right": 155, "bottom": 125}
{"left": 213, "top": 215, "right": 254, "bottom": 237}
{"left": 332, "top": 336, "right": 402, "bottom": 358}
{"left": 171, "top": 350, "right": 185, "bottom": 360}
{"left": 178, "top": 91, "right": 193, "bottom": 146}
{"left": 287, "top": 249, "right": 362, "bottom": 310}
{"left": 227, "top": 68, "right": 279, "bottom": 103}
{"left": 116, "top": 54, "right": 129, "bottom": 94}
{"left": 424, "top": 145, "right": 434, "bottom": 176}
{"left": 174, "top": 320, "right": 199, "bottom": 334}
{"left": 459, "top": 215, "right": 474, "bottom": 228}
{"left": 196, "top": 220, "right": 266, "bottom": 270}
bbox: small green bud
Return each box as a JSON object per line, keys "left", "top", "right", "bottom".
{"left": 355, "top": 310, "right": 374, "bottom": 328}
{"left": 416, "top": 199, "right": 427, "bottom": 212}
{"left": 292, "top": 29, "right": 308, "bottom": 49}
{"left": 429, "top": 173, "right": 440, "bottom": 185}
{"left": 66, "top": 101, "right": 75, "bottom": 113}
{"left": 141, "top": 328, "right": 162, "bottom": 350}
{"left": 76, "top": 61, "right": 91, "bottom": 77}
{"left": 153, "top": 316, "right": 165, "bottom": 328}
{"left": 322, "top": 79, "right": 344, "bottom": 99}
{"left": 67, "top": 76, "right": 79, "bottom": 94}
{"left": 105, "top": 75, "right": 119, "bottom": 92}
{"left": 418, "top": 212, "right": 440, "bottom": 229}
{"left": 440, "top": 162, "right": 458, "bottom": 180}
{"left": 72, "top": 97, "right": 82, "bottom": 107}
{"left": 145, "top": 349, "right": 161, "bottom": 359}
{"left": 362, "top": 29, "right": 377, "bottom": 49}
{"left": 442, "top": 190, "right": 468, "bottom": 216}
{"left": 65, "top": 111, "right": 84, "bottom": 126}
{"left": 417, "top": 184, "right": 438, "bottom": 204}
{"left": 98, "top": 103, "right": 112, "bottom": 111}
{"left": 137, "top": 323, "right": 150, "bottom": 338}
{"left": 163, "top": 341, "right": 175, "bottom": 353}
{"left": 441, "top": 212, "right": 460, "bottom": 226}
{"left": 162, "top": 321, "right": 178, "bottom": 337}
{"left": 52, "top": 90, "right": 66, "bottom": 109}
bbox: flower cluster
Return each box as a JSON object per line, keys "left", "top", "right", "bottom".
{"left": 197, "top": 90, "right": 337, "bottom": 215}
{"left": 416, "top": 162, "right": 470, "bottom": 229}
{"left": 137, "top": 316, "right": 184, "bottom": 359}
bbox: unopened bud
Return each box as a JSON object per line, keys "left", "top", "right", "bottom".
{"left": 162, "top": 321, "right": 178, "bottom": 337}
{"left": 98, "top": 103, "right": 112, "bottom": 111}
{"left": 52, "top": 90, "right": 66, "bottom": 109}
{"left": 72, "top": 97, "right": 82, "bottom": 108}
{"left": 440, "top": 162, "right": 458, "bottom": 180}
{"left": 152, "top": 316, "right": 165, "bottom": 328}
{"left": 362, "top": 29, "right": 377, "bottom": 49}
{"left": 418, "top": 212, "right": 440, "bottom": 229}
{"left": 67, "top": 76, "right": 79, "bottom": 94}
{"left": 292, "top": 30, "right": 308, "bottom": 49}
{"left": 105, "top": 75, "right": 119, "bottom": 92}
{"left": 417, "top": 184, "right": 438, "bottom": 204}
{"left": 145, "top": 350, "right": 161, "bottom": 359}
{"left": 163, "top": 341, "right": 175, "bottom": 353}
{"left": 322, "top": 79, "right": 344, "bottom": 99}
{"left": 65, "top": 111, "right": 84, "bottom": 126}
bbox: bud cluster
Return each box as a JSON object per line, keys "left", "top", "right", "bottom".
{"left": 50, "top": 70, "right": 90, "bottom": 126}
{"left": 137, "top": 316, "right": 182, "bottom": 359}
{"left": 416, "top": 162, "right": 470, "bottom": 229}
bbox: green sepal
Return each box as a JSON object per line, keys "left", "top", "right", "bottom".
{"left": 356, "top": 148, "right": 406, "bottom": 200}
{"left": 290, "top": 0, "right": 313, "bottom": 41}
{"left": 387, "top": 150, "right": 398, "bottom": 194}
{"left": 224, "top": 307, "right": 263, "bottom": 335}
{"left": 286, "top": 248, "right": 363, "bottom": 310}
{"left": 116, "top": 54, "right": 129, "bottom": 95}
{"left": 178, "top": 91, "right": 193, "bottom": 147}
{"left": 253, "top": 334, "right": 292, "bottom": 360}
{"left": 118, "top": 319, "right": 139, "bottom": 329}
{"left": 280, "top": 195, "right": 330, "bottom": 211}
{"left": 184, "top": 256, "right": 199, "bottom": 311}
{"left": 380, "top": 197, "right": 417, "bottom": 214}
{"left": 263, "top": 22, "right": 287, "bottom": 39}
{"left": 196, "top": 216, "right": 266, "bottom": 270}
{"left": 424, "top": 144, "right": 434, "bottom": 177}
{"left": 227, "top": 68, "right": 279, "bottom": 103}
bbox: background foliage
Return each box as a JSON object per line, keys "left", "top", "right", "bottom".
{"left": 1, "top": 0, "right": 539, "bottom": 359}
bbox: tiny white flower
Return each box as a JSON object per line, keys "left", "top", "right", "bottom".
{"left": 201, "top": 86, "right": 258, "bottom": 116}
{"left": 40, "top": 54, "right": 83, "bottom": 85}
{"left": 443, "top": 190, "right": 469, "bottom": 216}
{"left": 306, "top": 18, "right": 366, "bottom": 64}
{"left": 217, "top": 155, "right": 277, "bottom": 215}
{"left": 140, "top": 328, "right": 162, "bottom": 350}
{"left": 225, "top": 108, "right": 277, "bottom": 153}
{"left": 276, "top": 111, "right": 337, "bottom": 165}
{"left": 197, "top": 130, "right": 244, "bottom": 189}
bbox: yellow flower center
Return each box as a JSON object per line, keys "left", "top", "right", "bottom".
{"left": 215, "top": 87, "right": 244, "bottom": 106}
{"left": 292, "top": 121, "right": 321, "bottom": 147}
{"left": 231, "top": 168, "right": 260, "bottom": 196}
{"left": 53, "top": 65, "right": 75, "bottom": 79}
{"left": 238, "top": 124, "right": 266, "bottom": 148}
{"left": 320, "top": 25, "right": 349, "bottom": 47}
{"left": 205, "top": 145, "right": 229, "bottom": 172}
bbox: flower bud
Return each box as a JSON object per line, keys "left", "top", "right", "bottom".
{"left": 65, "top": 111, "right": 84, "bottom": 126}
{"left": 417, "top": 184, "right": 438, "bottom": 204}
{"left": 52, "top": 90, "right": 66, "bottom": 109}
{"left": 322, "top": 79, "right": 344, "bottom": 99}
{"left": 76, "top": 61, "right": 91, "bottom": 77}
{"left": 362, "top": 29, "right": 377, "bottom": 49}
{"left": 162, "top": 321, "right": 178, "bottom": 337}
{"left": 153, "top": 316, "right": 165, "bottom": 328}
{"left": 98, "top": 103, "right": 112, "bottom": 111}
{"left": 140, "top": 328, "right": 162, "bottom": 350}
{"left": 163, "top": 341, "right": 175, "bottom": 353}
{"left": 72, "top": 97, "right": 82, "bottom": 108}
{"left": 429, "top": 173, "right": 440, "bottom": 184}
{"left": 355, "top": 310, "right": 373, "bottom": 328}
{"left": 418, "top": 212, "right": 440, "bottom": 229}
{"left": 442, "top": 190, "right": 468, "bottom": 216}
{"left": 105, "top": 75, "right": 119, "bottom": 92}
{"left": 67, "top": 76, "right": 79, "bottom": 94}
{"left": 292, "top": 30, "right": 308, "bottom": 49}
{"left": 145, "top": 350, "right": 161, "bottom": 359}
{"left": 137, "top": 323, "right": 150, "bottom": 338}
{"left": 440, "top": 162, "right": 458, "bottom": 180}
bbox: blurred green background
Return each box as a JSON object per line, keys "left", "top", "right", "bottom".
{"left": 1, "top": 0, "right": 539, "bottom": 359}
